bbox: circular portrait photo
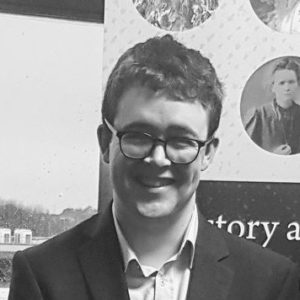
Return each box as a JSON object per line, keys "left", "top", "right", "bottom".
{"left": 132, "top": 0, "right": 219, "bottom": 31}
{"left": 250, "top": 0, "right": 300, "bottom": 34}
{"left": 241, "top": 57, "right": 300, "bottom": 155}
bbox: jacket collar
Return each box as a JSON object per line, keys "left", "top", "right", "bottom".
{"left": 187, "top": 213, "right": 233, "bottom": 300}
{"left": 77, "top": 204, "right": 233, "bottom": 300}
{"left": 77, "top": 204, "right": 130, "bottom": 300}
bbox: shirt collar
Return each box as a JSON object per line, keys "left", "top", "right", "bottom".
{"left": 112, "top": 203, "right": 198, "bottom": 272}
{"left": 112, "top": 204, "right": 138, "bottom": 271}
{"left": 273, "top": 98, "right": 295, "bottom": 113}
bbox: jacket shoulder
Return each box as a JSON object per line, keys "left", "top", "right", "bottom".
{"left": 21, "top": 213, "right": 101, "bottom": 262}
{"left": 217, "top": 225, "right": 297, "bottom": 277}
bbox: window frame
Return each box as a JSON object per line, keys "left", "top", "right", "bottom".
{"left": 0, "top": 0, "right": 104, "bottom": 23}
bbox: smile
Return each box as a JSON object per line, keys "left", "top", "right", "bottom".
{"left": 137, "top": 177, "right": 174, "bottom": 188}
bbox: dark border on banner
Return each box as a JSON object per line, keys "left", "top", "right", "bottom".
{"left": 0, "top": 0, "right": 104, "bottom": 23}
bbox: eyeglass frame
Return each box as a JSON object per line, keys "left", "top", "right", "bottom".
{"left": 103, "top": 118, "right": 213, "bottom": 165}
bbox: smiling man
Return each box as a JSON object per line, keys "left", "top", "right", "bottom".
{"left": 245, "top": 57, "right": 300, "bottom": 155}
{"left": 9, "top": 35, "right": 300, "bottom": 300}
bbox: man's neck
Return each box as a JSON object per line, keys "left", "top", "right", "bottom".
{"left": 114, "top": 198, "right": 196, "bottom": 269}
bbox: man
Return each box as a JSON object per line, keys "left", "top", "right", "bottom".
{"left": 245, "top": 57, "right": 300, "bottom": 155}
{"left": 9, "top": 35, "right": 300, "bottom": 299}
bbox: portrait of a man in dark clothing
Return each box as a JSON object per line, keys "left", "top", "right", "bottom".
{"left": 244, "top": 57, "right": 300, "bottom": 155}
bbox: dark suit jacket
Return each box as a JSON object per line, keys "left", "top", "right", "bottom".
{"left": 9, "top": 206, "right": 300, "bottom": 300}
{"left": 245, "top": 100, "right": 300, "bottom": 154}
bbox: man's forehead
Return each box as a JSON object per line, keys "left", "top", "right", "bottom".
{"left": 115, "top": 85, "right": 203, "bottom": 112}
{"left": 273, "top": 69, "right": 297, "bottom": 80}
{"left": 118, "top": 84, "right": 172, "bottom": 101}
{"left": 113, "top": 85, "right": 209, "bottom": 139}
{"left": 115, "top": 85, "right": 205, "bottom": 112}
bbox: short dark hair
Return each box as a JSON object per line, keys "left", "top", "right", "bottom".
{"left": 272, "top": 57, "right": 300, "bottom": 83}
{"left": 102, "top": 34, "right": 223, "bottom": 137}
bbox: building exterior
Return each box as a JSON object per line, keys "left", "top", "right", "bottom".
{"left": 13, "top": 229, "right": 32, "bottom": 244}
{"left": 0, "top": 228, "right": 11, "bottom": 244}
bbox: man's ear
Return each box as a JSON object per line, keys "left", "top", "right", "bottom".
{"left": 97, "top": 124, "right": 111, "bottom": 163}
{"left": 200, "top": 138, "right": 219, "bottom": 171}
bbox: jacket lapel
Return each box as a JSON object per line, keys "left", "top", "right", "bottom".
{"left": 77, "top": 206, "right": 130, "bottom": 300}
{"left": 187, "top": 215, "right": 234, "bottom": 300}
{"left": 76, "top": 206, "right": 233, "bottom": 300}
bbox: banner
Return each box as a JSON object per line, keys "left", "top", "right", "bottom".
{"left": 101, "top": 0, "right": 300, "bottom": 265}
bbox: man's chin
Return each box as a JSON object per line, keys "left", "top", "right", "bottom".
{"left": 278, "top": 98, "right": 294, "bottom": 107}
{"left": 136, "top": 201, "right": 175, "bottom": 219}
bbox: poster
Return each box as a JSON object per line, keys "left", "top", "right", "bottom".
{"left": 100, "top": 0, "right": 300, "bottom": 265}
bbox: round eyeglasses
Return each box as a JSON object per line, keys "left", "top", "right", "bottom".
{"left": 104, "top": 119, "right": 212, "bottom": 165}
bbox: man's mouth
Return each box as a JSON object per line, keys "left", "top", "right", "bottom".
{"left": 137, "top": 177, "right": 174, "bottom": 188}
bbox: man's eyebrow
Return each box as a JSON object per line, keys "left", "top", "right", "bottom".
{"left": 167, "top": 125, "right": 200, "bottom": 139}
{"left": 120, "top": 122, "right": 154, "bottom": 131}
{"left": 121, "top": 122, "right": 201, "bottom": 138}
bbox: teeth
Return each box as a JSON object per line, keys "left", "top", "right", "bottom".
{"left": 150, "top": 182, "right": 166, "bottom": 188}
{"left": 140, "top": 178, "right": 173, "bottom": 188}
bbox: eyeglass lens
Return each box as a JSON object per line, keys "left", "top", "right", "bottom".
{"left": 120, "top": 132, "right": 200, "bottom": 164}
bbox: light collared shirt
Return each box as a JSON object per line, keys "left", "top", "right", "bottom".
{"left": 112, "top": 204, "right": 198, "bottom": 300}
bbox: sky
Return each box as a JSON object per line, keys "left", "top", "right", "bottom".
{"left": 0, "top": 13, "right": 103, "bottom": 213}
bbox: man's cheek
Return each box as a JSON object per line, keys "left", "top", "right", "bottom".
{"left": 179, "top": 165, "right": 201, "bottom": 184}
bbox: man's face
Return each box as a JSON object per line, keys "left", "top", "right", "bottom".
{"left": 101, "top": 85, "right": 217, "bottom": 221}
{"left": 272, "top": 69, "right": 299, "bottom": 108}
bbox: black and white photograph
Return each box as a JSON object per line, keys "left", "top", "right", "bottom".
{"left": 241, "top": 56, "right": 300, "bottom": 155}
{"left": 1, "top": 0, "right": 300, "bottom": 299}
{"left": 250, "top": 0, "right": 300, "bottom": 34}
{"left": 7, "top": 32, "right": 300, "bottom": 300}
{"left": 132, "top": 0, "right": 219, "bottom": 31}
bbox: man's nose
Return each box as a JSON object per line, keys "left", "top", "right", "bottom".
{"left": 284, "top": 82, "right": 291, "bottom": 89}
{"left": 144, "top": 144, "right": 172, "bottom": 167}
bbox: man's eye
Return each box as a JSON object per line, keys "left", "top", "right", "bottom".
{"left": 169, "top": 139, "right": 197, "bottom": 149}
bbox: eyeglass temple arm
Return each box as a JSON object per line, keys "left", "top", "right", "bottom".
{"left": 103, "top": 119, "right": 117, "bottom": 135}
